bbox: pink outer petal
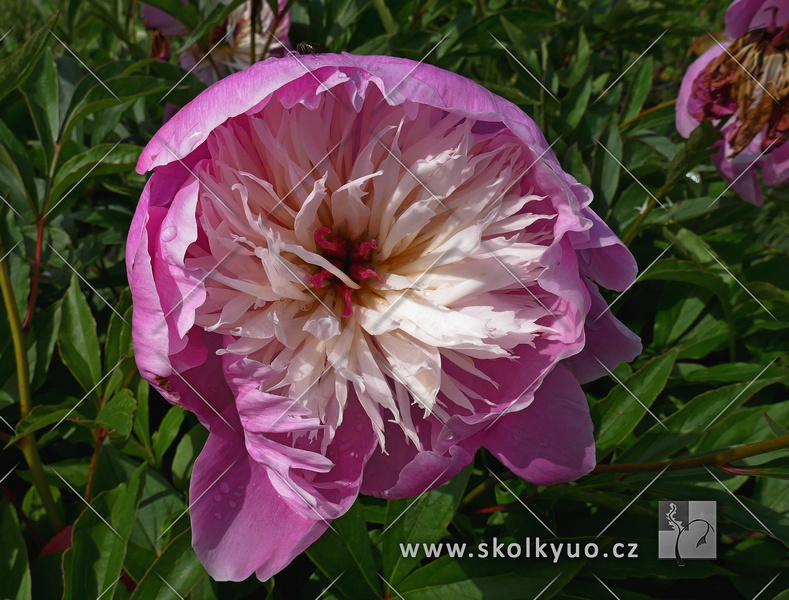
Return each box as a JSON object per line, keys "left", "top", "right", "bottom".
{"left": 190, "top": 428, "right": 328, "bottom": 581}
{"left": 360, "top": 408, "right": 474, "bottom": 499}
{"left": 562, "top": 279, "right": 642, "bottom": 384}
{"left": 726, "top": 0, "right": 789, "bottom": 38}
{"left": 479, "top": 364, "right": 595, "bottom": 486}
{"left": 137, "top": 54, "right": 557, "bottom": 175}
{"left": 761, "top": 141, "right": 789, "bottom": 185}
{"left": 676, "top": 44, "right": 726, "bottom": 139}
{"left": 142, "top": 2, "right": 189, "bottom": 37}
{"left": 712, "top": 146, "right": 764, "bottom": 205}
{"left": 571, "top": 207, "right": 638, "bottom": 292}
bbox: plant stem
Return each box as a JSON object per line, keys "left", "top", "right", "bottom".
{"left": 621, "top": 186, "right": 667, "bottom": 246}
{"left": 0, "top": 243, "right": 64, "bottom": 532}
{"left": 619, "top": 99, "right": 677, "bottom": 130}
{"left": 22, "top": 217, "right": 45, "bottom": 330}
{"left": 593, "top": 434, "right": 789, "bottom": 473}
{"left": 84, "top": 430, "right": 105, "bottom": 503}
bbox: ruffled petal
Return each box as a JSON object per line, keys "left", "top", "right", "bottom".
{"left": 479, "top": 364, "right": 595, "bottom": 486}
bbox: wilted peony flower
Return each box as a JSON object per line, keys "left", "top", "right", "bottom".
{"left": 142, "top": 0, "right": 290, "bottom": 85}
{"left": 676, "top": 0, "right": 789, "bottom": 205}
{"left": 127, "top": 54, "right": 641, "bottom": 581}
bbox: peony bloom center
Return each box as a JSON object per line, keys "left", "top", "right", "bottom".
{"left": 307, "top": 227, "right": 383, "bottom": 318}
{"left": 691, "top": 8, "right": 789, "bottom": 156}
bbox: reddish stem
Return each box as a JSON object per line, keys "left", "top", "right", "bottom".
{"left": 22, "top": 218, "right": 46, "bottom": 331}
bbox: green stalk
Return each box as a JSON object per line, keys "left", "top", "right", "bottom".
{"left": 593, "top": 434, "right": 789, "bottom": 473}
{"left": 0, "top": 243, "right": 64, "bottom": 532}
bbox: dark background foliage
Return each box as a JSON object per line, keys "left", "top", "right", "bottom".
{"left": 1, "top": 0, "right": 788, "bottom": 598}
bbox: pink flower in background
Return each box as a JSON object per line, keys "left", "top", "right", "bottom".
{"left": 676, "top": 0, "right": 789, "bottom": 205}
{"left": 127, "top": 54, "right": 641, "bottom": 581}
{"left": 143, "top": 0, "right": 291, "bottom": 85}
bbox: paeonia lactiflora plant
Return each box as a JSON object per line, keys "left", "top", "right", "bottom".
{"left": 127, "top": 54, "right": 642, "bottom": 581}
{"left": 677, "top": 0, "right": 789, "bottom": 205}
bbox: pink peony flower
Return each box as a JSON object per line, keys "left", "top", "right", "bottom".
{"left": 127, "top": 54, "right": 641, "bottom": 581}
{"left": 676, "top": 0, "right": 789, "bottom": 205}
{"left": 142, "top": 0, "right": 291, "bottom": 85}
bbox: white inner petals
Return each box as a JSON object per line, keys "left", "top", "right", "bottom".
{"left": 183, "top": 86, "right": 556, "bottom": 451}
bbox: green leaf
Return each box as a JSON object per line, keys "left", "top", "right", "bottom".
{"left": 47, "top": 144, "right": 142, "bottom": 217}
{"left": 0, "top": 13, "right": 58, "bottom": 103}
{"left": 382, "top": 466, "right": 472, "bottom": 585}
{"left": 30, "top": 301, "right": 62, "bottom": 391}
{"left": 592, "top": 348, "right": 680, "bottom": 459}
{"left": 0, "top": 117, "right": 38, "bottom": 211}
{"left": 60, "top": 76, "right": 172, "bottom": 141}
{"left": 152, "top": 406, "right": 185, "bottom": 465}
{"left": 63, "top": 464, "right": 146, "bottom": 600}
{"left": 57, "top": 273, "right": 102, "bottom": 401}
{"left": 562, "top": 72, "right": 592, "bottom": 130}
{"left": 129, "top": 529, "right": 208, "bottom": 600}
{"left": 20, "top": 49, "right": 59, "bottom": 173}
{"left": 306, "top": 501, "right": 382, "bottom": 600}
{"left": 652, "top": 285, "right": 712, "bottom": 349}
{"left": 172, "top": 424, "right": 209, "bottom": 492}
{"left": 614, "top": 378, "right": 783, "bottom": 464}
{"left": 639, "top": 259, "right": 730, "bottom": 308}
{"left": 96, "top": 389, "right": 136, "bottom": 442}
{"left": 765, "top": 413, "right": 789, "bottom": 438}
{"left": 599, "top": 124, "right": 622, "bottom": 206}
{"left": 0, "top": 500, "right": 32, "bottom": 600}
{"left": 396, "top": 553, "right": 582, "bottom": 600}
{"left": 7, "top": 403, "right": 74, "bottom": 445}
{"left": 621, "top": 56, "right": 653, "bottom": 124}
{"left": 664, "top": 120, "right": 722, "bottom": 191}
{"left": 176, "top": 0, "right": 246, "bottom": 53}
{"left": 102, "top": 291, "right": 134, "bottom": 400}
